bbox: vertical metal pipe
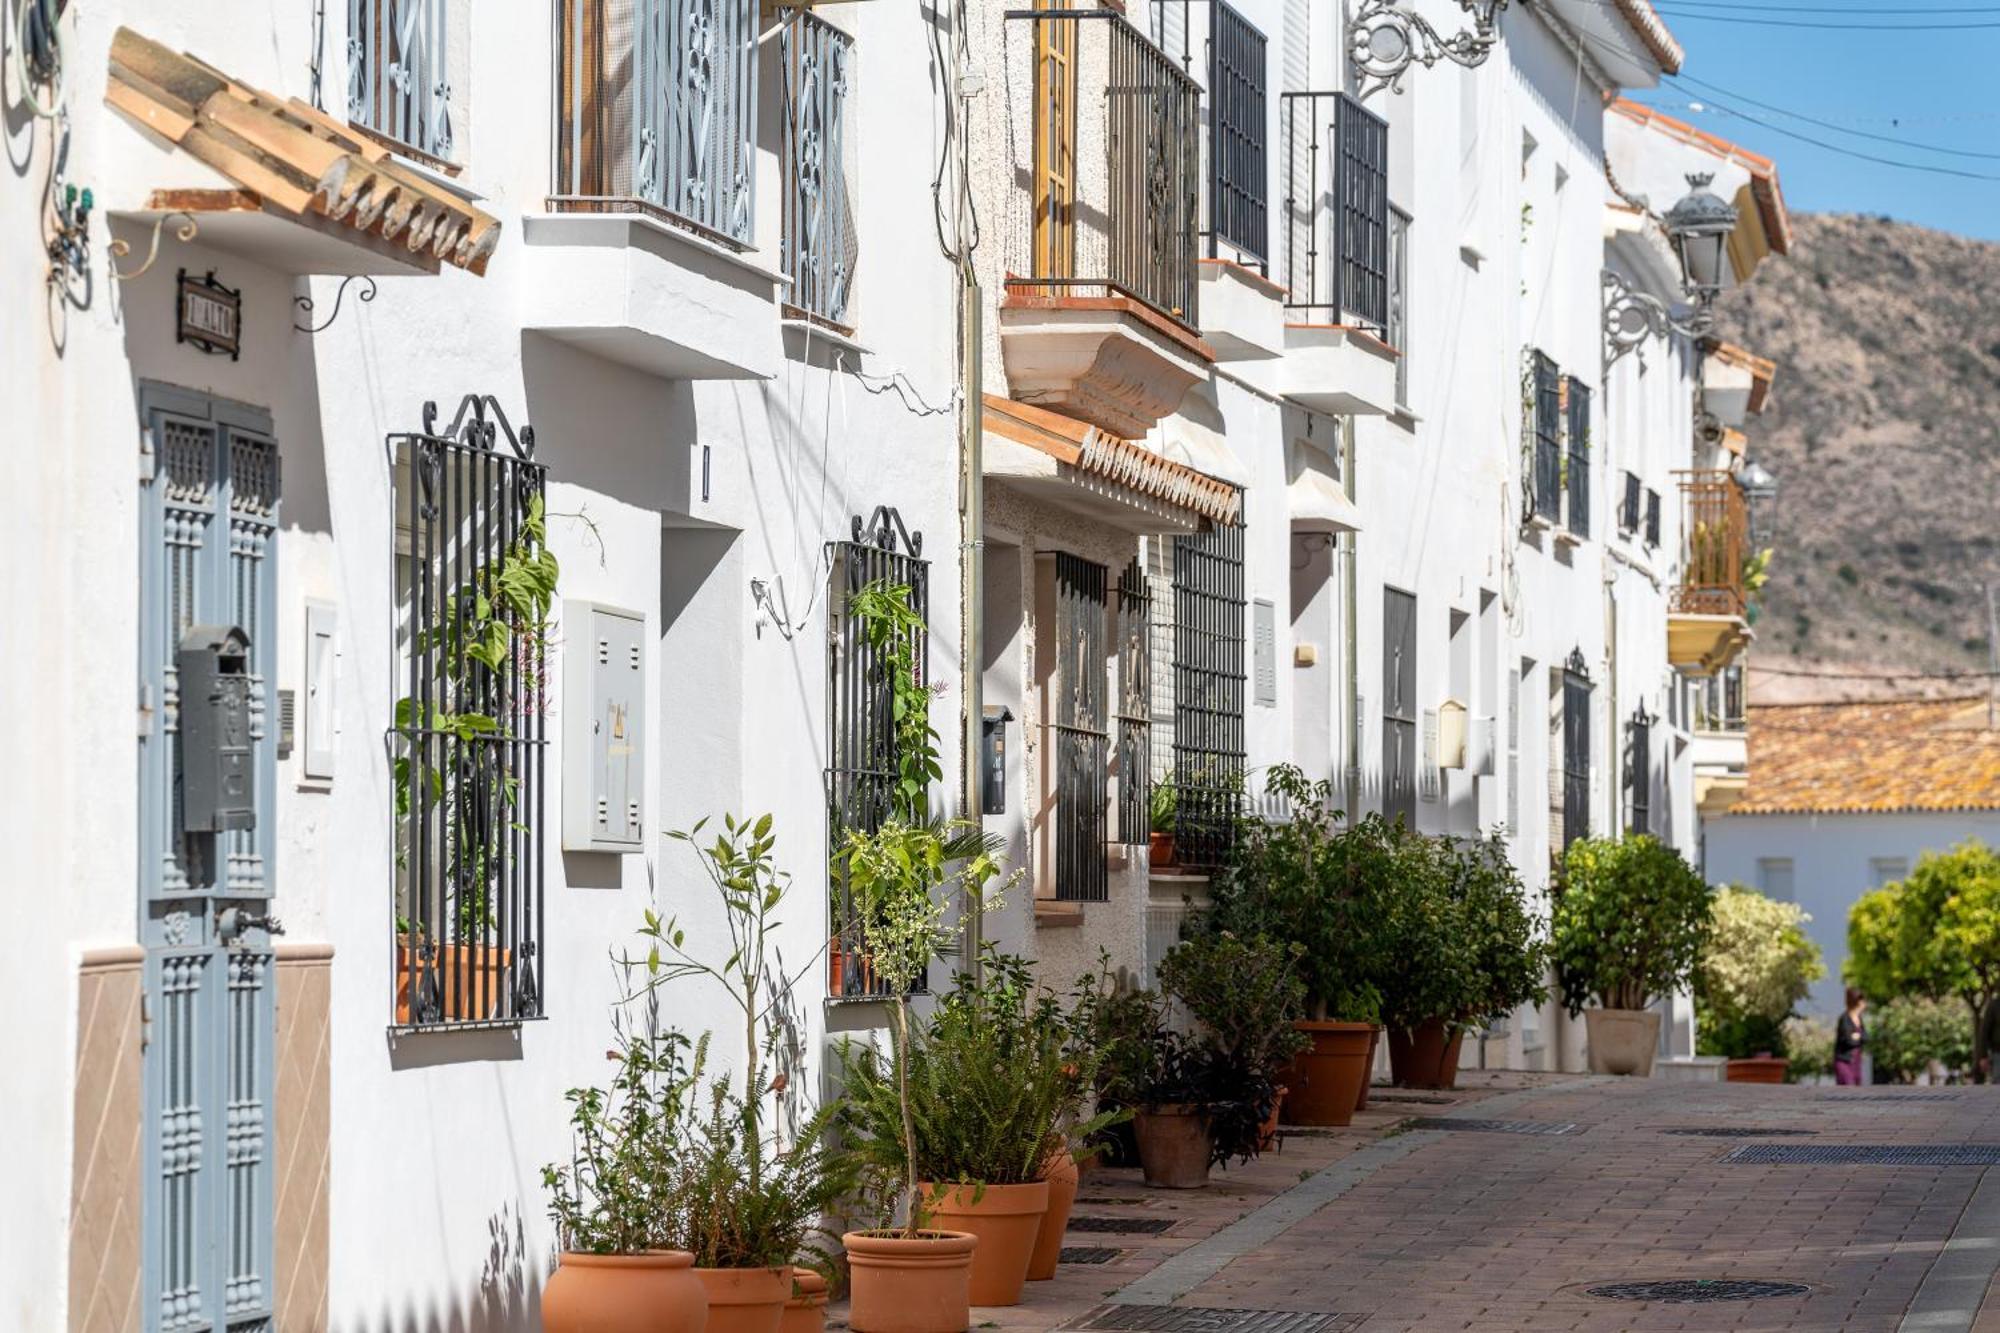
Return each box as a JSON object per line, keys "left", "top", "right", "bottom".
{"left": 959, "top": 263, "right": 984, "bottom": 974}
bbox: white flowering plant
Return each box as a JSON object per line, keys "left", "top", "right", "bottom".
{"left": 1694, "top": 884, "right": 1824, "bottom": 1059}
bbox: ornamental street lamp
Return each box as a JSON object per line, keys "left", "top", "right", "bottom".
{"left": 1663, "top": 172, "right": 1738, "bottom": 308}
{"left": 1349, "top": 0, "right": 1509, "bottom": 100}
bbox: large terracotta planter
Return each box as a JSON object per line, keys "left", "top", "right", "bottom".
{"left": 1149, "top": 832, "right": 1176, "bottom": 868}
{"left": 782, "top": 1269, "right": 828, "bottom": 1333}
{"left": 1584, "top": 1007, "right": 1663, "bottom": 1077}
{"left": 1355, "top": 1027, "right": 1382, "bottom": 1112}
{"left": 393, "top": 938, "right": 509, "bottom": 1024}
{"left": 920, "top": 1180, "right": 1049, "bottom": 1307}
{"left": 1727, "top": 1056, "right": 1790, "bottom": 1084}
{"left": 1280, "top": 1021, "right": 1373, "bottom": 1126}
{"left": 1027, "top": 1153, "right": 1079, "bottom": 1281}
{"left": 543, "top": 1250, "right": 708, "bottom": 1333}
{"left": 843, "top": 1229, "right": 976, "bottom": 1333}
{"left": 1388, "top": 1018, "right": 1464, "bottom": 1090}
{"left": 1133, "top": 1105, "right": 1212, "bottom": 1188}
{"left": 694, "top": 1266, "right": 790, "bottom": 1333}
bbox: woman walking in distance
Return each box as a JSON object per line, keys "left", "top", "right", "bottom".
{"left": 1834, "top": 988, "right": 1867, "bottom": 1086}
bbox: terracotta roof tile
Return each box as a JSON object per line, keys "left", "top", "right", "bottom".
{"left": 982, "top": 395, "right": 1243, "bottom": 527}
{"left": 1731, "top": 697, "right": 2000, "bottom": 816}
{"left": 1608, "top": 99, "right": 1792, "bottom": 256}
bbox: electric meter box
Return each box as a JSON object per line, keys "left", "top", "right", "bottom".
{"left": 563, "top": 601, "right": 646, "bottom": 853}
{"left": 178, "top": 624, "right": 257, "bottom": 833}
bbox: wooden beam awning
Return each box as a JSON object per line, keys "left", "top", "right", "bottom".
{"left": 106, "top": 27, "right": 499, "bottom": 275}
{"left": 982, "top": 395, "right": 1243, "bottom": 528}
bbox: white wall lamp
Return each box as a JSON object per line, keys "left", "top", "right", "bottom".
{"left": 1349, "top": 0, "right": 1508, "bottom": 100}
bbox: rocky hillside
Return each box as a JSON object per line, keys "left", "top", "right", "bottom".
{"left": 1716, "top": 213, "right": 2000, "bottom": 682}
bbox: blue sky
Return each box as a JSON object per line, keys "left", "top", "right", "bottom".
{"left": 1621, "top": 6, "right": 2000, "bottom": 242}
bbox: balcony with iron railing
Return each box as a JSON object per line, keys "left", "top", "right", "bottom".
{"left": 1669, "top": 469, "right": 1754, "bottom": 673}
{"left": 997, "top": 5, "right": 1212, "bottom": 440}
{"left": 1273, "top": 90, "right": 1399, "bottom": 416}
{"left": 1192, "top": 0, "right": 1289, "bottom": 363}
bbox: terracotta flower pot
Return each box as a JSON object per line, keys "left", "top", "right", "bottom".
{"left": 1727, "top": 1056, "right": 1790, "bottom": 1084}
{"left": 1133, "top": 1105, "right": 1212, "bottom": 1188}
{"left": 1149, "top": 832, "right": 1176, "bottom": 868}
{"left": 694, "top": 1266, "right": 791, "bottom": 1333}
{"left": 393, "top": 938, "right": 510, "bottom": 1024}
{"left": 1280, "top": 1021, "right": 1373, "bottom": 1126}
{"left": 543, "top": 1250, "right": 708, "bottom": 1333}
{"left": 1584, "top": 1007, "right": 1663, "bottom": 1077}
{"left": 843, "top": 1229, "right": 976, "bottom": 1333}
{"left": 1027, "top": 1152, "right": 1080, "bottom": 1281}
{"left": 782, "top": 1268, "right": 828, "bottom": 1333}
{"left": 1388, "top": 1017, "right": 1464, "bottom": 1090}
{"left": 1354, "top": 1027, "right": 1382, "bottom": 1112}
{"left": 1258, "top": 1087, "right": 1288, "bottom": 1151}
{"left": 919, "top": 1181, "right": 1049, "bottom": 1307}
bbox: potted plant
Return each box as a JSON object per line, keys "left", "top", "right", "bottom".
{"left": 1552, "top": 835, "right": 1713, "bottom": 1077}
{"left": 1207, "top": 766, "right": 1387, "bottom": 1125}
{"left": 541, "top": 1024, "right": 709, "bottom": 1333}
{"left": 1149, "top": 783, "right": 1178, "bottom": 869}
{"left": 832, "top": 815, "right": 1011, "bottom": 1332}
{"left": 635, "top": 813, "right": 859, "bottom": 1333}
{"left": 1695, "top": 885, "right": 1824, "bottom": 1083}
{"left": 1158, "top": 932, "right": 1309, "bottom": 1152}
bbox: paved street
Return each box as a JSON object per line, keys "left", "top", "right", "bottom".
{"left": 936, "top": 1073, "right": 2000, "bottom": 1333}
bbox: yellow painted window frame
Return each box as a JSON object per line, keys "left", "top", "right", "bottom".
{"left": 1033, "top": 0, "right": 1077, "bottom": 280}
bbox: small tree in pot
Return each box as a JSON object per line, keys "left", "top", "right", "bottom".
{"left": 1695, "top": 884, "right": 1824, "bottom": 1082}
{"left": 1158, "top": 932, "right": 1310, "bottom": 1154}
{"left": 1552, "top": 835, "right": 1712, "bottom": 1077}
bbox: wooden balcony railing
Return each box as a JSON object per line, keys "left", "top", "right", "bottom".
{"left": 1674, "top": 469, "right": 1748, "bottom": 618}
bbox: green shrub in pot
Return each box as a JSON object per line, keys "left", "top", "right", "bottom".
{"left": 1443, "top": 833, "right": 1549, "bottom": 1030}
{"left": 1694, "top": 884, "right": 1824, "bottom": 1061}
{"left": 1552, "top": 835, "right": 1712, "bottom": 1015}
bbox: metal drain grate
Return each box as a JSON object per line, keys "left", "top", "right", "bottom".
{"left": 1075, "top": 1196, "right": 1149, "bottom": 1206}
{"left": 1061, "top": 1247, "right": 1125, "bottom": 1265}
{"left": 1587, "top": 1280, "right": 1811, "bottom": 1304}
{"left": 1725, "top": 1144, "right": 2000, "bottom": 1166}
{"left": 1064, "top": 1304, "right": 1357, "bottom": 1332}
{"left": 1419, "top": 1118, "right": 1577, "bottom": 1136}
{"left": 1367, "top": 1091, "right": 1457, "bottom": 1105}
{"left": 1817, "top": 1093, "right": 1961, "bottom": 1103}
{"left": 1068, "top": 1215, "right": 1178, "bottom": 1234}
{"left": 1660, "top": 1127, "right": 1819, "bottom": 1138}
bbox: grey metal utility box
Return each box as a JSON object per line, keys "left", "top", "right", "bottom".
{"left": 178, "top": 624, "right": 257, "bottom": 833}
{"left": 563, "top": 602, "right": 645, "bottom": 853}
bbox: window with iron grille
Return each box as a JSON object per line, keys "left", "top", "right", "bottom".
{"left": 1206, "top": 0, "right": 1268, "bottom": 265}
{"left": 1627, "top": 709, "right": 1652, "bottom": 836}
{"left": 781, "top": 11, "right": 856, "bottom": 327}
{"left": 1115, "top": 559, "right": 1152, "bottom": 846}
{"left": 826, "top": 507, "right": 930, "bottom": 997}
{"left": 1530, "top": 352, "right": 1561, "bottom": 524}
{"left": 1388, "top": 205, "right": 1411, "bottom": 399}
{"left": 1566, "top": 377, "right": 1591, "bottom": 539}
{"left": 1382, "top": 587, "right": 1417, "bottom": 826}
{"left": 1052, "top": 553, "right": 1110, "bottom": 901}
{"left": 1644, "top": 487, "right": 1662, "bottom": 547}
{"left": 349, "top": 0, "right": 454, "bottom": 161}
{"left": 1171, "top": 521, "right": 1246, "bottom": 867}
{"left": 1620, "top": 471, "right": 1642, "bottom": 534}
{"left": 1561, "top": 650, "right": 1592, "bottom": 851}
{"left": 390, "top": 396, "right": 550, "bottom": 1030}
{"left": 1278, "top": 91, "right": 1387, "bottom": 331}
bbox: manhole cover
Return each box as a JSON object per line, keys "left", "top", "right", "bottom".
{"left": 1587, "top": 1280, "right": 1811, "bottom": 1304}
{"left": 1660, "top": 1127, "right": 1819, "bottom": 1138}
{"left": 1420, "top": 1118, "right": 1577, "bottom": 1136}
{"left": 1068, "top": 1215, "right": 1178, "bottom": 1234}
{"left": 1725, "top": 1144, "right": 2000, "bottom": 1166}
{"left": 1064, "top": 1304, "right": 1357, "bottom": 1332}
{"left": 1061, "top": 1247, "right": 1125, "bottom": 1265}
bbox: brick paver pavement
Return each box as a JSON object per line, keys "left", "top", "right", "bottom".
{"left": 836, "top": 1072, "right": 2000, "bottom": 1333}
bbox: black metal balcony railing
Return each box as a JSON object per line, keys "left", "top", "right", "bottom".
{"left": 1530, "top": 351, "right": 1561, "bottom": 524}
{"left": 1281, "top": 90, "right": 1389, "bottom": 333}
{"left": 553, "top": 0, "right": 758, "bottom": 248}
{"left": 1015, "top": 8, "right": 1202, "bottom": 328}
{"left": 1205, "top": 0, "right": 1268, "bottom": 266}
{"left": 781, "top": 12, "right": 856, "bottom": 326}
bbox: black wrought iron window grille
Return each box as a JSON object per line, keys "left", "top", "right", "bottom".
{"left": 1566, "top": 377, "right": 1592, "bottom": 539}
{"left": 1205, "top": 0, "right": 1268, "bottom": 267}
{"left": 781, "top": 10, "right": 856, "bottom": 328}
{"left": 1280, "top": 90, "right": 1388, "bottom": 333}
{"left": 1620, "top": 471, "right": 1642, "bottom": 534}
{"left": 1627, "top": 706, "right": 1653, "bottom": 837}
{"left": 390, "top": 395, "right": 551, "bottom": 1031}
{"left": 826, "top": 507, "right": 931, "bottom": 998}
{"left": 1115, "top": 559, "right": 1153, "bottom": 847}
{"left": 1644, "top": 487, "right": 1662, "bottom": 548}
{"left": 1561, "top": 649, "right": 1592, "bottom": 851}
{"left": 1171, "top": 520, "right": 1246, "bottom": 868}
{"left": 1052, "top": 553, "right": 1111, "bottom": 902}
{"left": 1528, "top": 351, "right": 1562, "bottom": 525}
{"left": 1382, "top": 588, "right": 1418, "bottom": 827}
{"left": 1388, "top": 205, "right": 1411, "bottom": 385}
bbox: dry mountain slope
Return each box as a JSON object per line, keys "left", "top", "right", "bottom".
{"left": 1715, "top": 212, "right": 2000, "bottom": 675}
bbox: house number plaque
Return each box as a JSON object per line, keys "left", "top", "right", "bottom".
{"left": 176, "top": 268, "right": 242, "bottom": 360}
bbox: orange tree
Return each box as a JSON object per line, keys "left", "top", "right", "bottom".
{"left": 1848, "top": 841, "right": 2000, "bottom": 1075}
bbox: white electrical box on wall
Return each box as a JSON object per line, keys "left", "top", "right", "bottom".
{"left": 563, "top": 601, "right": 646, "bottom": 853}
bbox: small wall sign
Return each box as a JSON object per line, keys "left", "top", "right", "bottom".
{"left": 177, "top": 268, "right": 241, "bottom": 360}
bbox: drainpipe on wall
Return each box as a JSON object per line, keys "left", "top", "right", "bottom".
{"left": 959, "top": 261, "right": 985, "bottom": 978}
{"left": 1342, "top": 414, "right": 1360, "bottom": 819}
{"left": 1604, "top": 566, "right": 1618, "bottom": 840}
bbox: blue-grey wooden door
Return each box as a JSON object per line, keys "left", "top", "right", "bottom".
{"left": 137, "top": 385, "right": 280, "bottom": 1333}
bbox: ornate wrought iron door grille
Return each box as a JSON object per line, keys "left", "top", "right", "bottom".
{"left": 1561, "top": 651, "right": 1591, "bottom": 851}
{"left": 390, "top": 396, "right": 549, "bottom": 1031}
{"left": 827, "top": 508, "right": 930, "bottom": 997}
{"left": 1530, "top": 352, "right": 1561, "bottom": 525}
{"left": 553, "top": 0, "right": 759, "bottom": 248}
{"left": 1382, "top": 588, "right": 1417, "bottom": 826}
{"left": 348, "top": 0, "right": 453, "bottom": 160}
{"left": 1115, "top": 559, "right": 1153, "bottom": 846}
{"left": 1205, "top": 0, "right": 1267, "bottom": 266}
{"left": 781, "top": 12, "right": 855, "bottom": 326}
{"left": 1054, "top": 553, "right": 1110, "bottom": 901}
{"left": 1628, "top": 712, "right": 1651, "bottom": 836}
{"left": 1566, "top": 377, "right": 1591, "bottom": 539}
{"left": 1279, "top": 91, "right": 1388, "bottom": 332}
{"left": 1171, "top": 521, "right": 1246, "bottom": 868}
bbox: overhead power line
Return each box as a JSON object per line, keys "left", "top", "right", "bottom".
{"left": 1653, "top": 8, "right": 2000, "bottom": 29}
{"left": 1669, "top": 70, "right": 2000, "bottom": 162}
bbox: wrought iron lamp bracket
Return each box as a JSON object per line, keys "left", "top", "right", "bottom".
{"left": 292, "top": 274, "right": 376, "bottom": 333}
{"left": 1349, "top": 0, "right": 1507, "bottom": 100}
{"left": 1602, "top": 269, "right": 1710, "bottom": 370}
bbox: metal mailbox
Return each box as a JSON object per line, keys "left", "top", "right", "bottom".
{"left": 178, "top": 624, "right": 257, "bottom": 832}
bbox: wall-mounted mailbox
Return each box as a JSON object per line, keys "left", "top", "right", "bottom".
{"left": 981, "top": 706, "right": 1014, "bottom": 815}
{"left": 1437, "top": 698, "right": 1468, "bottom": 770}
{"left": 178, "top": 624, "right": 256, "bottom": 833}
{"left": 564, "top": 602, "right": 645, "bottom": 853}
